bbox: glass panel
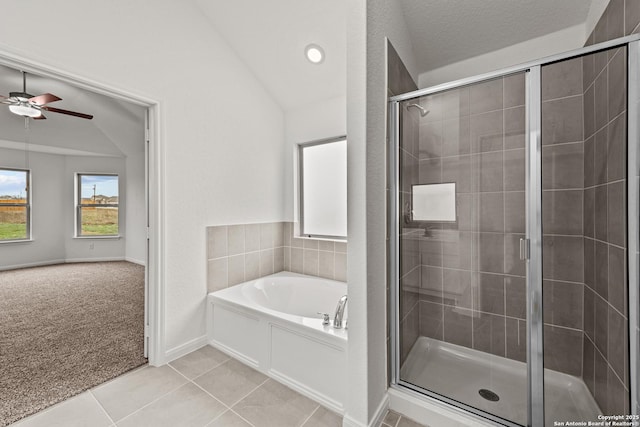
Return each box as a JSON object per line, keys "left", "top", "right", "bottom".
{"left": 0, "top": 206, "right": 27, "bottom": 240}
{"left": 79, "top": 206, "right": 119, "bottom": 236}
{"left": 541, "top": 46, "right": 628, "bottom": 424}
{"left": 301, "top": 139, "right": 347, "bottom": 237}
{"left": 0, "top": 169, "right": 28, "bottom": 202}
{"left": 632, "top": 41, "right": 640, "bottom": 419}
{"left": 78, "top": 174, "right": 119, "bottom": 236}
{"left": 397, "top": 72, "right": 528, "bottom": 425}
{"left": 0, "top": 169, "right": 28, "bottom": 240}
{"left": 79, "top": 174, "right": 118, "bottom": 205}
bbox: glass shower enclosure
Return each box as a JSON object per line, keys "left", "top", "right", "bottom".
{"left": 389, "top": 35, "right": 640, "bottom": 427}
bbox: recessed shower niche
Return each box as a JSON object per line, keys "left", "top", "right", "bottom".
{"left": 389, "top": 35, "right": 639, "bottom": 427}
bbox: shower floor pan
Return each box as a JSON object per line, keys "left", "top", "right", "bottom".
{"left": 400, "top": 336, "right": 600, "bottom": 426}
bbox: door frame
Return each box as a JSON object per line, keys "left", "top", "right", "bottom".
{"left": 0, "top": 48, "right": 165, "bottom": 366}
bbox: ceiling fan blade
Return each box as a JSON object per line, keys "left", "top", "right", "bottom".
{"left": 29, "top": 93, "right": 62, "bottom": 106}
{"left": 42, "top": 106, "right": 93, "bottom": 120}
{"left": 0, "top": 95, "right": 13, "bottom": 105}
{"left": 33, "top": 113, "right": 46, "bottom": 120}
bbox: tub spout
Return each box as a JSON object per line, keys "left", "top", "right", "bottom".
{"left": 333, "top": 295, "right": 348, "bottom": 329}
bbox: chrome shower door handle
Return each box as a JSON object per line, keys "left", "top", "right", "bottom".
{"left": 519, "top": 238, "right": 530, "bottom": 261}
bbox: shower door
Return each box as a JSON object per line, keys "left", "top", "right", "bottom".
{"left": 392, "top": 73, "right": 530, "bottom": 426}
{"left": 390, "top": 36, "right": 640, "bottom": 427}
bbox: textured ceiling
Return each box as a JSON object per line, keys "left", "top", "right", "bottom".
{"left": 0, "top": 1, "right": 596, "bottom": 151}
{"left": 0, "top": 64, "right": 145, "bottom": 157}
{"left": 194, "top": 0, "right": 346, "bottom": 111}
{"left": 399, "top": 0, "right": 594, "bottom": 73}
{"left": 193, "top": 0, "right": 594, "bottom": 111}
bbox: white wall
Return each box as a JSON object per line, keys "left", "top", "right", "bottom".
{"left": 0, "top": 0, "right": 285, "bottom": 353}
{"left": 418, "top": 24, "right": 585, "bottom": 88}
{"left": 345, "top": 0, "right": 417, "bottom": 425}
{"left": 0, "top": 147, "right": 145, "bottom": 269}
{"left": 284, "top": 95, "right": 346, "bottom": 222}
{"left": 0, "top": 148, "right": 66, "bottom": 269}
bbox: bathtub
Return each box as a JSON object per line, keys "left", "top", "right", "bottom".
{"left": 206, "top": 271, "right": 348, "bottom": 413}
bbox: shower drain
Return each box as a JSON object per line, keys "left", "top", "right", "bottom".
{"left": 478, "top": 389, "right": 500, "bottom": 402}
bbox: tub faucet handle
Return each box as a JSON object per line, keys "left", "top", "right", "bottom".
{"left": 317, "top": 312, "right": 330, "bottom": 325}
{"left": 333, "top": 295, "right": 348, "bottom": 329}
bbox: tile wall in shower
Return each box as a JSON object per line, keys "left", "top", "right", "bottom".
{"left": 581, "top": 0, "right": 633, "bottom": 412}
{"left": 388, "top": 40, "right": 421, "bottom": 368}
{"left": 398, "top": 100, "right": 421, "bottom": 365}
{"left": 207, "top": 222, "right": 347, "bottom": 293}
{"left": 404, "top": 74, "right": 530, "bottom": 364}
{"left": 540, "top": 56, "right": 586, "bottom": 377}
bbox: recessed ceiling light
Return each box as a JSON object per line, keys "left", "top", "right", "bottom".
{"left": 305, "top": 44, "right": 325, "bottom": 64}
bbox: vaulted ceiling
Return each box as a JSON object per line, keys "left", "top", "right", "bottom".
{"left": 193, "top": 0, "right": 596, "bottom": 111}
{"left": 0, "top": 64, "right": 145, "bottom": 157}
{"left": 193, "top": 0, "right": 346, "bottom": 111}
{"left": 0, "top": 1, "right": 599, "bottom": 153}
{"left": 398, "top": 0, "right": 594, "bottom": 73}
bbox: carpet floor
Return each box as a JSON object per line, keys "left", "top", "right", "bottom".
{"left": 0, "top": 261, "right": 147, "bottom": 426}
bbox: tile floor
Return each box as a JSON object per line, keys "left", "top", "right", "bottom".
{"left": 9, "top": 345, "right": 427, "bottom": 427}
{"left": 379, "top": 410, "right": 428, "bottom": 427}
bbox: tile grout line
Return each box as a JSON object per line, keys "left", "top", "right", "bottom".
{"left": 170, "top": 355, "right": 230, "bottom": 385}
{"left": 228, "top": 408, "right": 258, "bottom": 427}
{"left": 299, "top": 404, "right": 321, "bottom": 427}
{"left": 106, "top": 368, "right": 193, "bottom": 426}
{"left": 226, "top": 377, "right": 271, "bottom": 408}
{"left": 88, "top": 390, "right": 116, "bottom": 426}
{"left": 164, "top": 363, "right": 243, "bottom": 426}
{"left": 180, "top": 358, "right": 270, "bottom": 425}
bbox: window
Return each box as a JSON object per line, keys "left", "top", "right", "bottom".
{"left": 411, "top": 183, "right": 457, "bottom": 222}
{"left": 298, "top": 137, "right": 347, "bottom": 239}
{"left": 0, "top": 168, "right": 30, "bottom": 241}
{"left": 76, "top": 174, "right": 119, "bottom": 237}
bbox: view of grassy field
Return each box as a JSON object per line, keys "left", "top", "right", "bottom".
{"left": 0, "top": 199, "right": 118, "bottom": 239}
{"left": 0, "top": 198, "right": 27, "bottom": 240}
{"left": 0, "top": 223, "right": 27, "bottom": 239}
{"left": 80, "top": 207, "right": 119, "bottom": 235}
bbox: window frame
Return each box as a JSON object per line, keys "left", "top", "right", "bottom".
{"left": 75, "top": 173, "right": 120, "bottom": 238}
{"left": 0, "top": 167, "right": 31, "bottom": 242}
{"left": 297, "top": 136, "right": 347, "bottom": 240}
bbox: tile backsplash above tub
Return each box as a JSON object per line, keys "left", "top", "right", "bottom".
{"left": 207, "top": 222, "right": 347, "bottom": 293}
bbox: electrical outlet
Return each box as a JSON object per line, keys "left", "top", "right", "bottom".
{"left": 89, "top": 243, "right": 94, "bottom": 250}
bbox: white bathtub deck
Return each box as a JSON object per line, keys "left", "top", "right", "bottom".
{"left": 207, "top": 271, "right": 348, "bottom": 414}
{"left": 400, "top": 336, "right": 601, "bottom": 425}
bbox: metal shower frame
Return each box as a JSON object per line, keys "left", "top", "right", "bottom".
{"left": 388, "top": 34, "right": 640, "bottom": 427}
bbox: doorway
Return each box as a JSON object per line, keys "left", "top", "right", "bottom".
{"left": 0, "top": 51, "right": 163, "bottom": 426}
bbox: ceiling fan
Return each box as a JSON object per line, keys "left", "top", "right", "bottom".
{"left": 0, "top": 71, "right": 93, "bottom": 120}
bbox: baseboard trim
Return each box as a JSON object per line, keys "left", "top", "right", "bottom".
{"left": 125, "top": 257, "right": 146, "bottom": 266}
{"left": 343, "top": 393, "right": 389, "bottom": 427}
{"left": 370, "top": 393, "right": 390, "bottom": 427}
{"left": 65, "top": 257, "right": 126, "bottom": 263}
{"left": 0, "top": 257, "right": 139, "bottom": 271}
{"left": 0, "top": 259, "right": 66, "bottom": 271}
{"left": 165, "top": 335, "right": 208, "bottom": 363}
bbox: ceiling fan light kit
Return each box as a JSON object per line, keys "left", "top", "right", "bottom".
{"left": 8, "top": 103, "right": 41, "bottom": 118}
{"left": 0, "top": 71, "right": 93, "bottom": 120}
